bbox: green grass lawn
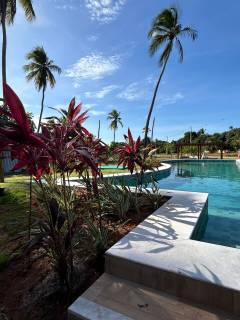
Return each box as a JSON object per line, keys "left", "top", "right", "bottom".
{"left": 0, "top": 174, "right": 30, "bottom": 269}
{"left": 0, "top": 168, "right": 127, "bottom": 242}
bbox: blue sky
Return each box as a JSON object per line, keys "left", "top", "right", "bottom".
{"left": 4, "top": 0, "right": 240, "bottom": 142}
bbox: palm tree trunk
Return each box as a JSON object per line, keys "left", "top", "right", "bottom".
{"left": 37, "top": 85, "right": 46, "bottom": 132}
{"left": 1, "top": 3, "right": 7, "bottom": 86}
{"left": 113, "top": 129, "right": 116, "bottom": 143}
{"left": 144, "top": 55, "right": 170, "bottom": 147}
{"left": 97, "top": 120, "right": 100, "bottom": 139}
{"left": 151, "top": 117, "right": 155, "bottom": 141}
{"left": 0, "top": 4, "right": 7, "bottom": 183}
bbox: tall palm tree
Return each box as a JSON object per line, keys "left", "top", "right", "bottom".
{"left": 24, "top": 46, "right": 62, "bottom": 132}
{"left": 0, "top": 0, "right": 35, "bottom": 88}
{"left": 0, "top": 0, "right": 35, "bottom": 182}
{"left": 144, "top": 7, "right": 197, "bottom": 146}
{"left": 107, "top": 109, "right": 123, "bottom": 143}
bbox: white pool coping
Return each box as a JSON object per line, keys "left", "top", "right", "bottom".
{"left": 106, "top": 188, "right": 240, "bottom": 293}
{"left": 62, "top": 163, "right": 171, "bottom": 186}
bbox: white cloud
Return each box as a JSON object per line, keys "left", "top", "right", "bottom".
{"left": 117, "top": 82, "right": 145, "bottom": 101}
{"left": 65, "top": 53, "right": 120, "bottom": 86}
{"left": 89, "top": 110, "right": 107, "bottom": 116}
{"left": 73, "top": 83, "right": 80, "bottom": 88}
{"left": 85, "top": 0, "right": 127, "bottom": 23}
{"left": 85, "top": 85, "right": 119, "bottom": 99}
{"left": 83, "top": 103, "right": 106, "bottom": 116}
{"left": 158, "top": 92, "right": 184, "bottom": 106}
{"left": 87, "top": 35, "right": 99, "bottom": 41}
{"left": 55, "top": 4, "right": 76, "bottom": 10}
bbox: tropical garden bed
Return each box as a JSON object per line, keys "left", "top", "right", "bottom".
{"left": 0, "top": 178, "right": 169, "bottom": 320}
{"left": 0, "top": 85, "right": 168, "bottom": 320}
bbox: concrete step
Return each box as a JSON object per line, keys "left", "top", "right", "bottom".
{"left": 68, "top": 273, "right": 237, "bottom": 320}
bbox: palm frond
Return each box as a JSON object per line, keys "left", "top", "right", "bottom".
{"left": 180, "top": 26, "right": 198, "bottom": 40}
{"left": 5, "top": 0, "right": 16, "bottom": 25}
{"left": 160, "top": 40, "right": 173, "bottom": 66}
{"left": 48, "top": 64, "right": 62, "bottom": 74}
{"left": 46, "top": 70, "right": 56, "bottom": 88}
{"left": 148, "top": 26, "right": 169, "bottom": 38}
{"left": 25, "top": 69, "right": 39, "bottom": 81}
{"left": 118, "top": 119, "right": 123, "bottom": 127}
{"left": 149, "top": 35, "right": 168, "bottom": 56}
{"left": 19, "top": 0, "right": 35, "bottom": 21}
{"left": 152, "top": 8, "right": 175, "bottom": 30}
{"left": 175, "top": 38, "right": 183, "bottom": 63}
{"left": 170, "top": 7, "right": 178, "bottom": 26}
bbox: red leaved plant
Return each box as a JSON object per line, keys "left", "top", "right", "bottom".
{"left": 115, "top": 128, "right": 145, "bottom": 174}
{"left": 0, "top": 84, "right": 50, "bottom": 179}
{"left": 0, "top": 84, "right": 109, "bottom": 290}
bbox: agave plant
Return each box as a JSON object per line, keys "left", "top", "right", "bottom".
{"left": 86, "top": 219, "right": 108, "bottom": 256}
{"left": 99, "top": 179, "right": 132, "bottom": 220}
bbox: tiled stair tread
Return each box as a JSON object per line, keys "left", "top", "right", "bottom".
{"left": 69, "top": 273, "right": 237, "bottom": 320}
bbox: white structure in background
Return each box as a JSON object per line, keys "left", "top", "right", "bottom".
{"left": 201, "top": 150, "right": 209, "bottom": 159}
{"left": 236, "top": 150, "right": 240, "bottom": 166}
{"left": 2, "top": 151, "right": 17, "bottom": 174}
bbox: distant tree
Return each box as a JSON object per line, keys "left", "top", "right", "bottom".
{"left": 144, "top": 7, "right": 197, "bottom": 146}
{"left": 23, "top": 46, "right": 61, "bottom": 132}
{"left": 107, "top": 109, "right": 123, "bottom": 142}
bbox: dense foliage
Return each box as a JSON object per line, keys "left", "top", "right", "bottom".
{"left": 0, "top": 85, "right": 163, "bottom": 296}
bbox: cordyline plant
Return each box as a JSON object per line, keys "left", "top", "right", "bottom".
{"left": 115, "top": 128, "right": 144, "bottom": 174}
{"left": 0, "top": 84, "right": 108, "bottom": 290}
{"left": 115, "top": 128, "right": 146, "bottom": 186}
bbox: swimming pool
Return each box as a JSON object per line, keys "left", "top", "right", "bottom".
{"left": 153, "top": 160, "right": 240, "bottom": 248}
{"left": 116, "top": 160, "right": 240, "bottom": 248}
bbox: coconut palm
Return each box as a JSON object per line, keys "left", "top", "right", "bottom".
{"left": 24, "top": 46, "right": 62, "bottom": 132}
{"left": 144, "top": 7, "right": 197, "bottom": 146}
{"left": 0, "top": 0, "right": 35, "bottom": 88}
{"left": 107, "top": 109, "right": 123, "bottom": 142}
{"left": 0, "top": 0, "right": 35, "bottom": 182}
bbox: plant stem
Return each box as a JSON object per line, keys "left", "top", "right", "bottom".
{"left": 28, "top": 175, "right": 33, "bottom": 241}
{"left": 62, "top": 173, "right": 74, "bottom": 282}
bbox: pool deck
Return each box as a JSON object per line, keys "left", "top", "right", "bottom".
{"left": 69, "top": 187, "right": 240, "bottom": 318}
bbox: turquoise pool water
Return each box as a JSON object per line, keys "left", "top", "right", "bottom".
{"left": 100, "top": 165, "right": 124, "bottom": 169}
{"left": 116, "top": 160, "right": 240, "bottom": 248}
{"left": 154, "top": 160, "right": 240, "bottom": 248}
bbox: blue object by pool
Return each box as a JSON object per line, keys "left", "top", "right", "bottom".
{"left": 122, "top": 160, "right": 240, "bottom": 248}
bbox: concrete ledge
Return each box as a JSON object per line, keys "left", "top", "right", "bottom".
{"left": 64, "top": 163, "right": 172, "bottom": 186}
{"left": 105, "top": 189, "right": 240, "bottom": 315}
